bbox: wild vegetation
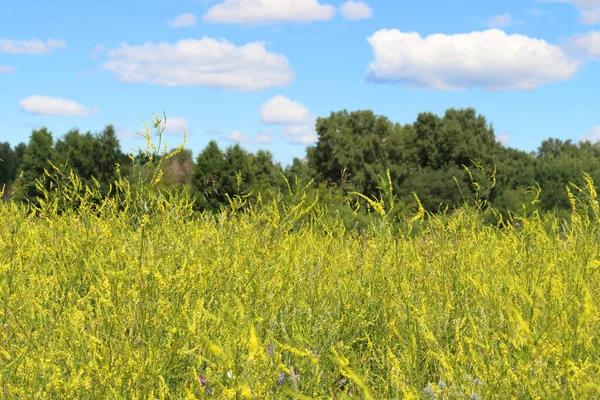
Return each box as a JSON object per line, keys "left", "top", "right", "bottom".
{"left": 3, "top": 109, "right": 600, "bottom": 224}
{"left": 0, "top": 116, "right": 599, "bottom": 398}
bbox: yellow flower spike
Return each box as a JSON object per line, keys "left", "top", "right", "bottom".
{"left": 241, "top": 384, "right": 253, "bottom": 399}
{"left": 247, "top": 324, "right": 260, "bottom": 362}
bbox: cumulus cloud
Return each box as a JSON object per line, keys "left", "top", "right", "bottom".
{"left": 581, "top": 126, "right": 600, "bottom": 143}
{"left": 90, "top": 45, "right": 107, "bottom": 60}
{"left": 261, "top": 95, "right": 314, "bottom": 124}
{"left": 168, "top": 13, "right": 198, "bottom": 27}
{"left": 0, "top": 39, "right": 65, "bottom": 55}
{"left": 203, "top": 0, "right": 336, "bottom": 24}
{"left": 565, "top": 31, "right": 600, "bottom": 58}
{"left": 283, "top": 125, "right": 318, "bottom": 144}
{"left": 254, "top": 130, "right": 274, "bottom": 144}
{"left": 20, "top": 96, "right": 95, "bottom": 116}
{"left": 480, "top": 13, "right": 520, "bottom": 28}
{"left": 224, "top": 130, "right": 273, "bottom": 144}
{"left": 164, "top": 117, "right": 189, "bottom": 135}
{"left": 259, "top": 95, "right": 317, "bottom": 144}
{"left": 0, "top": 65, "right": 16, "bottom": 74}
{"left": 539, "top": 0, "right": 600, "bottom": 24}
{"left": 496, "top": 132, "right": 510, "bottom": 145}
{"left": 100, "top": 37, "right": 294, "bottom": 91}
{"left": 340, "top": 1, "right": 373, "bottom": 20}
{"left": 366, "top": 28, "right": 580, "bottom": 91}
{"left": 225, "top": 131, "right": 248, "bottom": 142}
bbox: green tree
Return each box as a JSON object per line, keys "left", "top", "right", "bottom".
{"left": 55, "top": 129, "right": 97, "bottom": 183}
{"left": 220, "top": 143, "right": 255, "bottom": 198}
{"left": 192, "top": 141, "right": 226, "bottom": 211}
{"left": 251, "top": 149, "right": 283, "bottom": 193}
{"left": 490, "top": 147, "right": 536, "bottom": 215}
{"left": 94, "top": 125, "right": 122, "bottom": 187}
{"left": 0, "top": 142, "right": 16, "bottom": 189}
{"left": 534, "top": 138, "right": 600, "bottom": 213}
{"left": 308, "top": 109, "right": 398, "bottom": 196}
{"left": 19, "top": 128, "right": 56, "bottom": 201}
{"left": 54, "top": 125, "right": 122, "bottom": 193}
{"left": 284, "top": 157, "right": 314, "bottom": 187}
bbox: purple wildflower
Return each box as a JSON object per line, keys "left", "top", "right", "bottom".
{"left": 199, "top": 374, "right": 206, "bottom": 386}
{"left": 206, "top": 387, "right": 213, "bottom": 396}
{"left": 278, "top": 373, "right": 285, "bottom": 385}
{"left": 267, "top": 345, "right": 273, "bottom": 355}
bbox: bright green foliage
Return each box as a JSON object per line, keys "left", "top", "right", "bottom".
{"left": 1, "top": 123, "right": 600, "bottom": 398}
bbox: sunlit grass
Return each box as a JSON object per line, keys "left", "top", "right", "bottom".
{"left": 0, "top": 116, "right": 599, "bottom": 399}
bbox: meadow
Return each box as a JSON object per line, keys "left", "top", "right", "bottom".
{"left": 1, "top": 134, "right": 599, "bottom": 399}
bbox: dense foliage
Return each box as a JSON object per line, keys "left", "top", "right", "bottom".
{"left": 1, "top": 125, "right": 600, "bottom": 398}
{"left": 3, "top": 109, "right": 600, "bottom": 223}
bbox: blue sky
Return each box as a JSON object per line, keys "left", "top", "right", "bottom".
{"left": 1, "top": 0, "right": 599, "bottom": 166}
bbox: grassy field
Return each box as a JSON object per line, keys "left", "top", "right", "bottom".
{"left": 1, "top": 139, "right": 600, "bottom": 399}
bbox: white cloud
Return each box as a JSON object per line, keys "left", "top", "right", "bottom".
{"left": 480, "top": 13, "right": 520, "bottom": 28}
{"left": 0, "top": 65, "right": 16, "bottom": 74}
{"left": 225, "top": 130, "right": 274, "bottom": 144}
{"left": 340, "top": 1, "right": 373, "bottom": 20}
{"left": 203, "top": 0, "right": 336, "bottom": 24}
{"left": 259, "top": 95, "right": 318, "bottom": 144}
{"left": 539, "top": 0, "right": 600, "bottom": 24}
{"left": 225, "top": 131, "right": 248, "bottom": 143}
{"left": 283, "top": 125, "right": 318, "bottom": 144}
{"left": 565, "top": 31, "right": 600, "bottom": 58}
{"left": 366, "top": 28, "right": 580, "bottom": 91}
{"left": 168, "top": 13, "right": 198, "bottom": 27}
{"left": 0, "top": 39, "right": 65, "bottom": 55}
{"left": 90, "top": 45, "right": 107, "bottom": 60}
{"left": 164, "top": 117, "right": 189, "bottom": 135}
{"left": 261, "top": 95, "right": 314, "bottom": 124}
{"left": 100, "top": 37, "right": 294, "bottom": 91}
{"left": 20, "top": 96, "right": 95, "bottom": 116}
{"left": 254, "top": 131, "right": 274, "bottom": 144}
{"left": 581, "top": 126, "right": 600, "bottom": 143}
{"left": 496, "top": 132, "right": 510, "bottom": 145}
{"left": 582, "top": 9, "right": 600, "bottom": 23}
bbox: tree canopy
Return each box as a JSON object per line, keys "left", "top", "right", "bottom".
{"left": 4, "top": 108, "right": 600, "bottom": 222}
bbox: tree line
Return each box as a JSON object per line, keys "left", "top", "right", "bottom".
{"left": 2, "top": 108, "right": 599, "bottom": 220}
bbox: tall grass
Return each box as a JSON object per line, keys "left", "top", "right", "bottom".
{"left": 0, "top": 116, "right": 599, "bottom": 399}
